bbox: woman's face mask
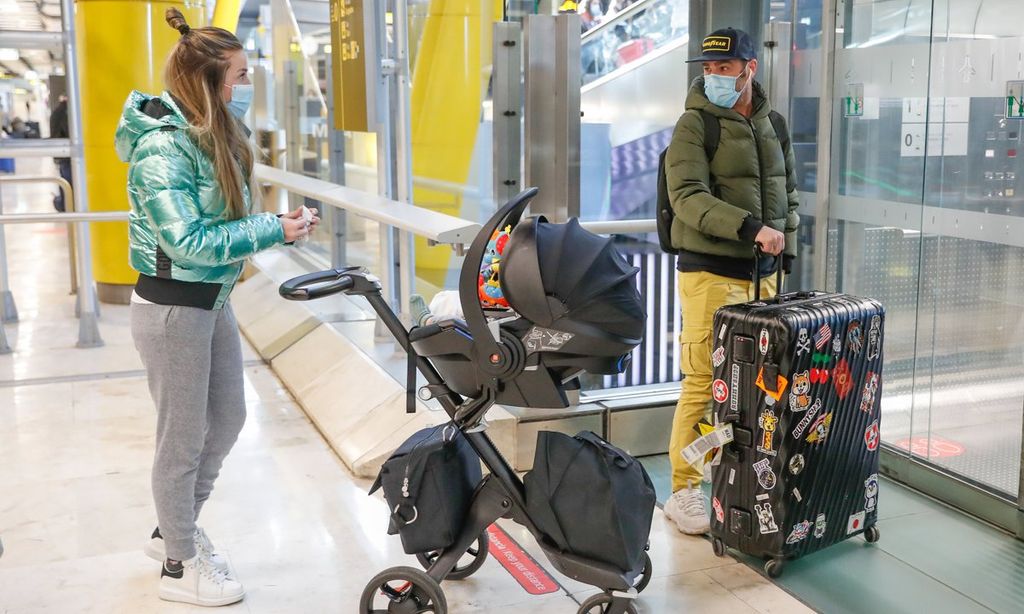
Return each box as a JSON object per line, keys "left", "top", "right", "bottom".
{"left": 703, "top": 63, "right": 751, "bottom": 109}
{"left": 224, "top": 83, "right": 254, "bottom": 119}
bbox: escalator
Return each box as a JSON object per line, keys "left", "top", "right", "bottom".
{"left": 579, "top": 0, "right": 690, "bottom": 224}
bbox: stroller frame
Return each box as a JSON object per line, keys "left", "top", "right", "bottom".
{"left": 280, "top": 190, "right": 646, "bottom": 614}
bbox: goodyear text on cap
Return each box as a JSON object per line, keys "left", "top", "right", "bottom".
{"left": 702, "top": 36, "right": 732, "bottom": 53}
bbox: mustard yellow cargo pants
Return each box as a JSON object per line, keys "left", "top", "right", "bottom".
{"left": 669, "top": 270, "right": 778, "bottom": 493}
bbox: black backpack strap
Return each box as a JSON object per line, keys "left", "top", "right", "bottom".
{"left": 768, "top": 110, "right": 791, "bottom": 159}
{"left": 697, "top": 108, "right": 720, "bottom": 162}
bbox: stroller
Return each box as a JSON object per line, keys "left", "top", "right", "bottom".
{"left": 280, "top": 188, "right": 651, "bottom": 614}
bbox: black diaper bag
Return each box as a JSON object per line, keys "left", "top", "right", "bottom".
{"left": 369, "top": 424, "right": 482, "bottom": 554}
{"left": 524, "top": 430, "right": 656, "bottom": 574}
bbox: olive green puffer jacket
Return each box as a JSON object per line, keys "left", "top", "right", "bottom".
{"left": 114, "top": 91, "right": 284, "bottom": 310}
{"left": 665, "top": 77, "right": 799, "bottom": 261}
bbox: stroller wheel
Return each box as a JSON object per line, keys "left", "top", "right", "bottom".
{"left": 359, "top": 566, "right": 447, "bottom": 614}
{"left": 633, "top": 553, "right": 653, "bottom": 593}
{"left": 415, "top": 532, "right": 489, "bottom": 581}
{"left": 577, "top": 592, "right": 638, "bottom": 614}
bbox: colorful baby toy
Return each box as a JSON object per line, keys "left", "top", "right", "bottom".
{"left": 478, "top": 225, "right": 511, "bottom": 309}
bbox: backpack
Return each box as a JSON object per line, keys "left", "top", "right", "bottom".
{"left": 656, "top": 109, "right": 791, "bottom": 254}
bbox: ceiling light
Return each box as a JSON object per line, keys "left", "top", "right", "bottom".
{"left": 24, "top": 70, "right": 37, "bottom": 80}
{"left": 301, "top": 36, "right": 319, "bottom": 57}
{"left": 0, "top": 49, "right": 18, "bottom": 62}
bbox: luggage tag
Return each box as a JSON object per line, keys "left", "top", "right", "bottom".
{"left": 681, "top": 418, "right": 734, "bottom": 467}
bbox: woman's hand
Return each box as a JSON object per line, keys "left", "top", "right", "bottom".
{"left": 279, "top": 206, "right": 321, "bottom": 243}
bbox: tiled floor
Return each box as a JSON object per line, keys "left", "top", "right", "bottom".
{"left": 641, "top": 453, "right": 1024, "bottom": 614}
{"left": 0, "top": 167, "right": 812, "bottom": 612}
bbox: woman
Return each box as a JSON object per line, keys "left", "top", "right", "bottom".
{"left": 114, "top": 9, "right": 318, "bottom": 607}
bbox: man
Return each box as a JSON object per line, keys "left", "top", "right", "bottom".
{"left": 661, "top": 27, "right": 799, "bottom": 534}
{"left": 49, "top": 95, "right": 71, "bottom": 212}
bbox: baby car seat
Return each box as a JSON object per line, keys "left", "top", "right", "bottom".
{"left": 409, "top": 188, "right": 645, "bottom": 409}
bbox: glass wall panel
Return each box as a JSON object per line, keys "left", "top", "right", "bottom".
{"left": 579, "top": 0, "right": 692, "bottom": 394}
{"left": 826, "top": 0, "right": 1023, "bottom": 499}
{"left": 826, "top": 0, "right": 931, "bottom": 476}
{"left": 913, "top": 0, "right": 1024, "bottom": 497}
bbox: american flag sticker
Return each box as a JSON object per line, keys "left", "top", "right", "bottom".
{"left": 814, "top": 323, "right": 832, "bottom": 349}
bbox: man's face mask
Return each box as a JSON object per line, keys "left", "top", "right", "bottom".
{"left": 704, "top": 63, "right": 751, "bottom": 109}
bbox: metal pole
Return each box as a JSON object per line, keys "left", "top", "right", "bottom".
{"left": 283, "top": 61, "right": 303, "bottom": 211}
{"left": 812, "top": 0, "right": 838, "bottom": 290}
{"left": 370, "top": 1, "right": 397, "bottom": 340}
{"left": 325, "top": 54, "right": 348, "bottom": 269}
{"left": 61, "top": 0, "right": 103, "bottom": 348}
{"left": 524, "top": 13, "right": 581, "bottom": 223}
{"left": 0, "top": 185, "right": 17, "bottom": 323}
{"left": 392, "top": 0, "right": 415, "bottom": 320}
{"left": 493, "top": 21, "right": 522, "bottom": 206}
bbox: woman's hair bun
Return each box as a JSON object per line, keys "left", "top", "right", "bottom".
{"left": 165, "top": 7, "right": 191, "bottom": 36}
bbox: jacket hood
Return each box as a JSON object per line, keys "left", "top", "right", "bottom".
{"left": 115, "top": 91, "right": 190, "bottom": 162}
{"left": 685, "top": 76, "right": 771, "bottom": 120}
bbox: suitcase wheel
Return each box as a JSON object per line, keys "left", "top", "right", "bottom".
{"left": 764, "top": 558, "right": 785, "bottom": 579}
{"left": 864, "top": 525, "right": 881, "bottom": 544}
{"left": 711, "top": 537, "right": 727, "bottom": 558}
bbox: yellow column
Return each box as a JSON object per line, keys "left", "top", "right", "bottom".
{"left": 211, "top": 0, "right": 242, "bottom": 31}
{"left": 410, "top": 0, "right": 502, "bottom": 290}
{"left": 75, "top": 0, "right": 206, "bottom": 303}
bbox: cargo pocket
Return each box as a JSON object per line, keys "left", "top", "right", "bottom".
{"left": 679, "top": 328, "right": 712, "bottom": 378}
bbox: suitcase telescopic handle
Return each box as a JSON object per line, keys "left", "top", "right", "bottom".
{"left": 753, "top": 244, "right": 785, "bottom": 302}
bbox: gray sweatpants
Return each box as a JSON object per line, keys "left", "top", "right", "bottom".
{"left": 131, "top": 302, "right": 247, "bottom": 561}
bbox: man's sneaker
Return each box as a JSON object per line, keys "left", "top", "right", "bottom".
{"left": 145, "top": 527, "right": 231, "bottom": 575}
{"left": 663, "top": 487, "right": 711, "bottom": 535}
{"left": 158, "top": 555, "right": 244, "bottom": 607}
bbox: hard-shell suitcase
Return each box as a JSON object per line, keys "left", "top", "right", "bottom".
{"left": 708, "top": 263, "right": 884, "bottom": 577}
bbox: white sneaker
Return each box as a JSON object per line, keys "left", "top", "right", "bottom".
{"left": 145, "top": 527, "right": 231, "bottom": 575}
{"left": 663, "top": 487, "right": 711, "bottom": 535}
{"left": 158, "top": 555, "right": 245, "bottom": 607}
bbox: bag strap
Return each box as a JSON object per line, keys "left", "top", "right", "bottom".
{"left": 697, "top": 108, "right": 720, "bottom": 162}
{"left": 576, "top": 431, "right": 633, "bottom": 469}
{"left": 768, "top": 110, "right": 791, "bottom": 159}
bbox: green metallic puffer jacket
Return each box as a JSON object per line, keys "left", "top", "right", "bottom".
{"left": 665, "top": 77, "right": 799, "bottom": 260}
{"left": 114, "top": 91, "right": 284, "bottom": 310}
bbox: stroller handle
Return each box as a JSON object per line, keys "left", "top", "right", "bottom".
{"left": 279, "top": 267, "right": 375, "bottom": 301}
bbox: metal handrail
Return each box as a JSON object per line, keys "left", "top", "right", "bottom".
{"left": 0, "top": 30, "right": 64, "bottom": 49}
{"left": 580, "top": 219, "right": 656, "bottom": 234}
{"left": 253, "top": 164, "right": 481, "bottom": 248}
{"left": 0, "top": 210, "right": 119, "bottom": 354}
{"left": 580, "top": 0, "right": 659, "bottom": 42}
{"left": 0, "top": 139, "right": 72, "bottom": 158}
{"left": 0, "top": 211, "right": 129, "bottom": 224}
{"left": 0, "top": 175, "right": 78, "bottom": 295}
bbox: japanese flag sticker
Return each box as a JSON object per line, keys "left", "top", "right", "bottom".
{"left": 847, "top": 511, "right": 866, "bottom": 534}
